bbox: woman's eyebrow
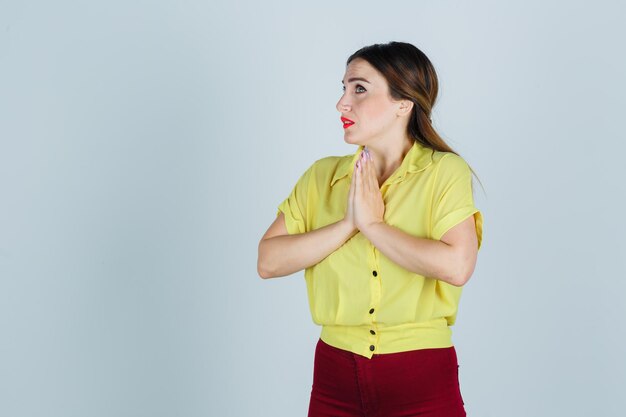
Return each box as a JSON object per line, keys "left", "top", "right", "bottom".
{"left": 341, "top": 77, "right": 371, "bottom": 84}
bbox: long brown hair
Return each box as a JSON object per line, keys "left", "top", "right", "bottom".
{"left": 347, "top": 41, "right": 484, "bottom": 193}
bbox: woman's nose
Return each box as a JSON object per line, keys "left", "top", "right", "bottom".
{"left": 336, "top": 98, "right": 350, "bottom": 113}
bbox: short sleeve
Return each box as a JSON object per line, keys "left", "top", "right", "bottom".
{"left": 430, "top": 154, "right": 483, "bottom": 250}
{"left": 276, "top": 162, "right": 314, "bottom": 235}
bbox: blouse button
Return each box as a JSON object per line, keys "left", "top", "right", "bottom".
{"left": 372, "top": 270, "right": 378, "bottom": 277}
{"left": 369, "top": 345, "right": 375, "bottom": 351}
{"left": 369, "top": 308, "right": 375, "bottom": 314}
{"left": 370, "top": 330, "right": 376, "bottom": 335}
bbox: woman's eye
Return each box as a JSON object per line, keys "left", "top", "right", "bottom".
{"left": 341, "top": 85, "right": 366, "bottom": 93}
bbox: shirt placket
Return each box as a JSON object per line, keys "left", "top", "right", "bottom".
{"left": 364, "top": 180, "right": 399, "bottom": 356}
{"left": 367, "top": 235, "right": 381, "bottom": 355}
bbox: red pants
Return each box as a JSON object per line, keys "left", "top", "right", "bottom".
{"left": 308, "top": 338, "right": 466, "bottom": 417}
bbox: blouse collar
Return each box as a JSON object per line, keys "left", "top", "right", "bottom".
{"left": 330, "top": 140, "right": 435, "bottom": 187}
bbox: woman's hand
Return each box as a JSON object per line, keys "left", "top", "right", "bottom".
{"left": 351, "top": 148, "right": 385, "bottom": 232}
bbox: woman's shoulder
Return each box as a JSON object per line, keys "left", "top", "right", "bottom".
{"left": 306, "top": 152, "right": 354, "bottom": 173}
{"left": 298, "top": 152, "right": 355, "bottom": 189}
{"left": 429, "top": 150, "right": 471, "bottom": 172}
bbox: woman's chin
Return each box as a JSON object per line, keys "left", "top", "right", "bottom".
{"left": 343, "top": 134, "right": 360, "bottom": 145}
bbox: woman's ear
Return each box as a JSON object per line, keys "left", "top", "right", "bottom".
{"left": 397, "top": 99, "right": 414, "bottom": 116}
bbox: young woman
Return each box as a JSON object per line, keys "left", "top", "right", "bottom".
{"left": 258, "top": 41, "right": 483, "bottom": 417}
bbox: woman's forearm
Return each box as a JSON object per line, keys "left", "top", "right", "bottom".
{"left": 360, "top": 221, "right": 464, "bottom": 286}
{"left": 258, "top": 220, "right": 357, "bottom": 279}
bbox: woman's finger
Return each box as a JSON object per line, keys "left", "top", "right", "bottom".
{"left": 360, "top": 152, "right": 367, "bottom": 193}
{"left": 366, "top": 151, "right": 377, "bottom": 191}
{"left": 361, "top": 151, "right": 369, "bottom": 193}
{"left": 356, "top": 157, "right": 362, "bottom": 197}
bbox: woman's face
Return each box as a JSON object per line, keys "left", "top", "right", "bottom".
{"left": 336, "top": 58, "right": 404, "bottom": 145}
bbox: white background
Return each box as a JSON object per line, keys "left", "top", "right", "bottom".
{"left": 1, "top": 1, "right": 624, "bottom": 416}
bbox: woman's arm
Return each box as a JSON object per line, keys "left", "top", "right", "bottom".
{"left": 359, "top": 214, "right": 478, "bottom": 287}
{"left": 257, "top": 213, "right": 357, "bottom": 279}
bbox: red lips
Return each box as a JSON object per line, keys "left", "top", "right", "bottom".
{"left": 341, "top": 116, "right": 355, "bottom": 129}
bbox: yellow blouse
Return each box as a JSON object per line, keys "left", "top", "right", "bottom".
{"left": 276, "top": 140, "right": 483, "bottom": 359}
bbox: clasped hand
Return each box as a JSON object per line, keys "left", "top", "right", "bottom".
{"left": 344, "top": 147, "right": 385, "bottom": 233}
